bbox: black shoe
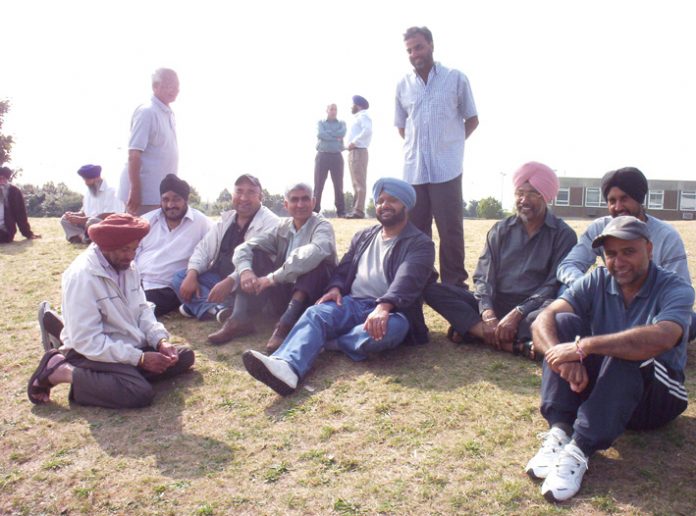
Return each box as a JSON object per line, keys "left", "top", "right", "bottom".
{"left": 344, "top": 212, "right": 365, "bottom": 219}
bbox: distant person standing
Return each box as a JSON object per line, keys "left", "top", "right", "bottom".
{"left": 395, "top": 26, "right": 478, "bottom": 286}
{"left": 119, "top": 68, "right": 180, "bottom": 216}
{"left": 313, "top": 103, "right": 346, "bottom": 216}
{"left": 345, "top": 95, "right": 372, "bottom": 219}
{"left": 0, "top": 166, "right": 40, "bottom": 243}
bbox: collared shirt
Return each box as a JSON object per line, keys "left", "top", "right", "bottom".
{"left": 562, "top": 262, "right": 694, "bottom": 374}
{"left": 395, "top": 62, "right": 477, "bottom": 185}
{"left": 82, "top": 179, "right": 124, "bottom": 217}
{"left": 94, "top": 245, "right": 127, "bottom": 293}
{"left": 316, "top": 119, "right": 346, "bottom": 153}
{"left": 285, "top": 219, "right": 312, "bottom": 259}
{"left": 119, "top": 96, "right": 179, "bottom": 205}
{"left": 474, "top": 210, "right": 577, "bottom": 316}
{"left": 348, "top": 110, "right": 373, "bottom": 149}
{"left": 557, "top": 214, "right": 691, "bottom": 287}
{"left": 136, "top": 206, "right": 213, "bottom": 289}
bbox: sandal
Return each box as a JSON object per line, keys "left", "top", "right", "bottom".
{"left": 446, "top": 326, "right": 465, "bottom": 344}
{"left": 27, "top": 349, "right": 66, "bottom": 404}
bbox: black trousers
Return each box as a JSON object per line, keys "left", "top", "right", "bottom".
{"left": 145, "top": 287, "right": 181, "bottom": 317}
{"left": 314, "top": 152, "right": 345, "bottom": 215}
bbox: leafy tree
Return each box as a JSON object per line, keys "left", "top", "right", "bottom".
{"left": 0, "top": 99, "right": 14, "bottom": 166}
{"left": 262, "top": 188, "right": 287, "bottom": 216}
{"left": 21, "top": 182, "right": 82, "bottom": 216}
{"left": 464, "top": 199, "right": 479, "bottom": 218}
{"left": 366, "top": 199, "right": 376, "bottom": 218}
{"left": 211, "top": 188, "right": 232, "bottom": 215}
{"left": 477, "top": 196, "right": 504, "bottom": 219}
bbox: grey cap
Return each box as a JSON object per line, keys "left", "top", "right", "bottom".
{"left": 591, "top": 215, "right": 650, "bottom": 248}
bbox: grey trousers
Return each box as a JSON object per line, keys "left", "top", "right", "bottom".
{"left": 60, "top": 215, "right": 103, "bottom": 242}
{"left": 65, "top": 346, "right": 195, "bottom": 409}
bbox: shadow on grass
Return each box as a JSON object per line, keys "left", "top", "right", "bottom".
{"left": 30, "top": 369, "right": 235, "bottom": 479}
{"left": 576, "top": 415, "right": 696, "bottom": 514}
{"left": 0, "top": 238, "right": 40, "bottom": 255}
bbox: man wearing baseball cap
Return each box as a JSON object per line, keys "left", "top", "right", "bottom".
{"left": 242, "top": 177, "right": 436, "bottom": 396}
{"left": 526, "top": 215, "right": 694, "bottom": 502}
{"left": 28, "top": 214, "right": 195, "bottom": 409}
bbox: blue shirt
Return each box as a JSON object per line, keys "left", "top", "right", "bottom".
{"left": 561, "top": 262, "right": 694, "bottom": 373}
{"left": 395, "top": 62, "right": 477, "bottom": 185}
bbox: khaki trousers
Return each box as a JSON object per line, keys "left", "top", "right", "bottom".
{"left": 348, "top": 148, "right": 369, "bottom": 216}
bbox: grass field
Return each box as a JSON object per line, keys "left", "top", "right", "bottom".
{"left": 1, "top": 217, "right": 695, "bottom": 515}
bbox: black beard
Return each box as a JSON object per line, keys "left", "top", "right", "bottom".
{"left": 377, "top": 208, "right": 406, "bottom": 227}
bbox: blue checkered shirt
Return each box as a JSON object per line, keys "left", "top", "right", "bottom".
{"left": 395, "top": 62, "right": 477, "bottom": 185}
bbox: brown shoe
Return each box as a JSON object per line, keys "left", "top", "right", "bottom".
{"left": 265, "top": 323, "right": 292, "bottom": 353}
{"left": 207, "top": 318, "right": 255, "bottom": 345}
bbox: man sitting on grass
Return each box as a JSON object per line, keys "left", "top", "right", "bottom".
{"left": 208, "top": 183, "right": 337, "bottom": 350}
{"left": 525, "top": 216, "right": 694, "bottom": 502}
{"left": 28, "top": 214, "right": 195, "bottom": 409}
{"left": 242, "top": 177, "right": 436, "bottom": 396}
{"left": 425, "top": 162, "right": 576, "bottom": 359}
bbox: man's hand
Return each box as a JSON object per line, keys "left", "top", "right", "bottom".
{"left": 363, "top": 304, "right": 392, "bottom": 341}
{"left": 495, "top": 308, "right": 523, "bottom": 346}
{"left": 545, "top": 342, "right": 580, "bottom": 370}
{"left": 140, "top": 351, "right": 175, "bottom": 374}
{"left": 126, "top": 191, "right": 141, "bottom": 216}
{"left": 347, "top": 143, "right": 356, "bottom": 151}
{"left": 208, "top": 276, "right": 235, "bottom": 303}
{"left": 240, "top": 270, "right": 259, "bottom": 294}
{"left": 157, "top": 341, "right": 179, "bottom": 364}
{"left": 316, "top": 287, "right": 342, "bottom": 306}
{"left": 254, "top": 276, "right": 273, "bottom": 295}
{"left": 558, "top": 362, "right": 589, "bottom": 393}
{"left": 179, "top": 271, "right": 200, "bottom": 303}
{"left": 481, "top": 310, "right": 499, "bottom": 348}
{"left": 65, "top": 212, "right": 88, "bottom": 226}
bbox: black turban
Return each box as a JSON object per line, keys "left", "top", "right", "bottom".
{"left": 601, "top": 167, "right": 648, "bottom": 204}
{"left": 159, "top": 174, "right": 190, "bottom": 200}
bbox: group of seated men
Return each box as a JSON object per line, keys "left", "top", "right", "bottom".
{"left": 25, "top": 162, "right": 694, "bottom": 503}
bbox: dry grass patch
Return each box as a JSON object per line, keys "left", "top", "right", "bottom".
{"left": 1, "top": 217, "right": 695, "bottom": 515}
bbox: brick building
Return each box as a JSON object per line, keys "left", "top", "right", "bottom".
{"left": 550, "top": 177, "right": 696, "bottom": 221}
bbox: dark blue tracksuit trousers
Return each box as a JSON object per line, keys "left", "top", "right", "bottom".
{"left": 540, "top": 313, "right": 688, "bottom": 456}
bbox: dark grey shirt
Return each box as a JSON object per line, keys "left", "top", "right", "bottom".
{"left": 473, "top": 210, "right": 577, "bottom": 316}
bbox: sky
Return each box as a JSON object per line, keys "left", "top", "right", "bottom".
{"left": 4, "top": 0, "right": 696, "bottom": 209}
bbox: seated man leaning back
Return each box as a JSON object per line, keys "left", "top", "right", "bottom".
{"left": 242, "top": 177, "right": 436, "bottom": 396}
{"left": 425, "top": 162, "right": 577, "bottom": 359}
{"left": 27, "top": 214, "right": 195, "bottom": 409}
{"left": 136, "top": 174, "right": 213, "bottom": 317}
{"left": 208, "top": 182, "right": 337, "bottom": 350}
{"left": 525, "top": 216, "right": 694, "bottom": 502}
{"left": 557, "top": 166, "right": 695, "bottom": 341}
{"left": 172, "top": 174, "right": 279, "bottom": 321}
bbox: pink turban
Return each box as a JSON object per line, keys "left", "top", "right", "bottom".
{"left": 512, "top": 162, "right": 559, "bottom": 203}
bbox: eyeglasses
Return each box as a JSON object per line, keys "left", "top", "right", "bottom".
{"left": 514, "top": 189, "right": 543, "bottom": 200}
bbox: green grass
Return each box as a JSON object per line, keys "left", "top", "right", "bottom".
{"left": 1, "top": 217, "right": 695, "bottom": 515}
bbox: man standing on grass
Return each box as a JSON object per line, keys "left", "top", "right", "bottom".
{"left": 242, "top": 177, "right": 436, "bottom": 396}
{"left": 557, "top": 166, "right": 695, "bottom": 341}
{"left": 0, "top": 166, "right": 40, "bottom": 243}
{"left": 135, "top": 174, "right": 213, "bottom": 317}
{"left": 207, "top": 183, "right": 337, "bottom": 350}
{"left": 344, "top": 95, "right": 372, "bottom": 219}
{"left": 172, "top": 174, "right": 279, "bottom": 321}
{"left": 395, "top": 26, "right": 478, "bottom": 286}
{"left": 60, "top": 164, "right": 124, "bottom": 243}
{"left": 425, "top": 162, "right": 576, "bottom": 359}
{"left": 525, "top": 216, "right": 693, "bottom": 502}
{"left": 313, "top": 103, "right": 347, "bottom": 216}
{"left": 28, "top": 214, "right": 195, "bottom": 409}
{"left": 119, "top": 68, "right": 180, "bottom": 215}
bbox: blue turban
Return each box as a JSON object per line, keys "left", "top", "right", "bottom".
{"left": 77, "top": 164, "right": 102, "bottom": 179}
{"left": 352, "top": 95, "right": 369, "bottom": 109}
{"left": 372, "top": 177, "right": 416, "bottom": 211}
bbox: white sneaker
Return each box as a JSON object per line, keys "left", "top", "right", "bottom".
{"left": 242, "top": 350, "right": 298, "bottom": 396}
{"left": 525, "top": 427, "right": 571, "bottom": 480}
{"left": 179, "top": 304, "right": 194, "bottom": 318}
{"left": 541, "top": 442, "right": 589, "bottom": 502}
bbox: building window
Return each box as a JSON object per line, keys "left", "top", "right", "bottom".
{"left": 648, "top": 190, "right": 664, "bottom": 210}
{"left": 680, "top": 191, "right": 696, "bottom": 211}
{"left": 585, "top": 187, "right": 604, "bottom": 207}
{"left": 555, "top": 188, "right": 570, "bottom": 206}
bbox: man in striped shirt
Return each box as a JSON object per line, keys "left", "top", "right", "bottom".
{"left": 525, "top": 216, "right": 694, "bottom": 503}
{"left": 395, "top": 26, "right": 478, "bottom": 287}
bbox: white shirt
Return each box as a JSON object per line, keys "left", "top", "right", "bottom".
{"left": 348, "top": 109, "right": 373, "bottom": 149}
{"left": 136, "top": 206, "right": 213, "bottom": 290}
{"left": 83, "top": 179, "right": 124, "bottom": 217}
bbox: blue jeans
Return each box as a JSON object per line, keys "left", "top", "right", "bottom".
{"left": 273, "top": 296, "right": 410, "bottom": 379}
{"left": 171, "top": 269, "right": 231, "bottom": 320}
